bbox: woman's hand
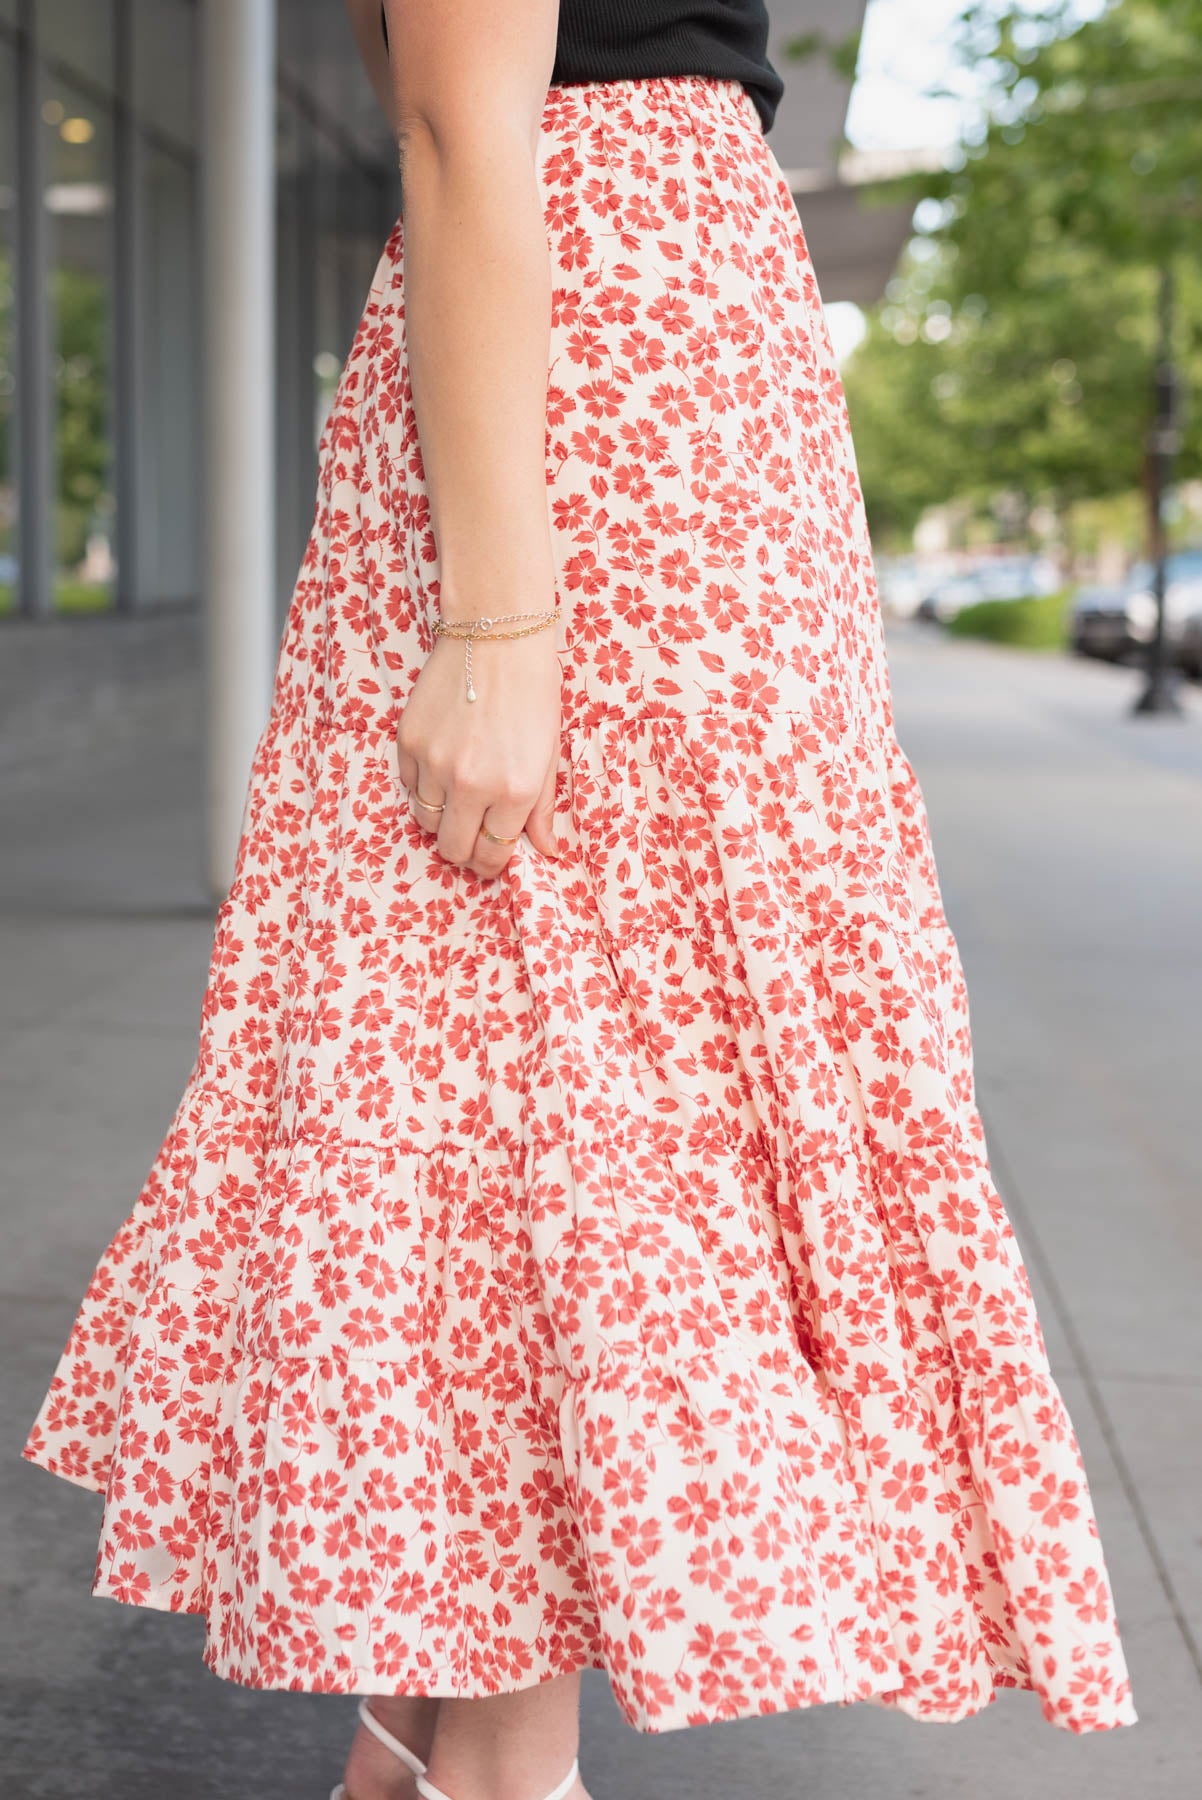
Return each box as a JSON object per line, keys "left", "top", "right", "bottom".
{"left": 396, "top": 624, "right": 561, "bottom": 879}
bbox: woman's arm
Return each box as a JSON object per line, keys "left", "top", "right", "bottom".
{"left": 374, "top": 0, "right": 562, "bottom": 876}
{"left": 386, "top": 0, "right": 559, "bottom": 616}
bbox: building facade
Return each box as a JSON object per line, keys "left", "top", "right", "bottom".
{"left": 0, "top": 0, "right": 396, "bottom": 622}
{"left": 1, "top": 0, "right": 900, "bottom": 885}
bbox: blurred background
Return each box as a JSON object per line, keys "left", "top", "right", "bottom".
{"left": 1, "top": 2, "right": 1199, "bottom": 1797}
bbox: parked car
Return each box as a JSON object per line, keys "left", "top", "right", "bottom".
{"left": 1068, "top": 581, "right": 1138, "bottom": 661}
{"left": 916, "top": 556, "right": 1059, "bottom": 624}
{"left": 1070, "top": 552, "right": 1202, "bottom": 664}
{"left": 875, "top": 558, "right": 928, "bottom": 620}
{"left": 916, "top": 571, "right": 987, "bottom": 624}
{"left": 1178, "top": 605, "right": 1202, "bottom": 680}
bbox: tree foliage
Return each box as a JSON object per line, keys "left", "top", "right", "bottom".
{"left": 841, "top": 0, "right": 1202, "bottom": 542}
{"left": 53, "top": 266, "right": 111, "bottom": 569}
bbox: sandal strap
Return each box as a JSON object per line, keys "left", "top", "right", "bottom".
{"left": 542, "top": 1760, "right": 580, "bottom": 1800}
{"left": 357, "top": 1699, "right": 428, "bottom": 1776}
{"left": 416, "top": 1759, "right": 578, "bottom": 1800}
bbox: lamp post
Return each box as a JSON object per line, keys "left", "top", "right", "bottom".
{"left": 1133, "top": 264, "right": 1183, "bottom": 717}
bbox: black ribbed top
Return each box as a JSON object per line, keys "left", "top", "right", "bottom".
{"left": 380, "top": 2, "right": 784, "bottom": 135}
{"left": 552, "top": 2, "right": 782, "bottom": 133}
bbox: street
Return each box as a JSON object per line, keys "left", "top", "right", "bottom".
{"left": 2, "top": 622, "right": 1200, "bottom": 1797}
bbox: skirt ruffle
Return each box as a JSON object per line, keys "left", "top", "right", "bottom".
{"left": 26, "top": 720, "right": 1134, "bottom": 1730}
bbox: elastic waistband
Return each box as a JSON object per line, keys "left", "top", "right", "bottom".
{"left": 546, "top": 72, "right": 761, "bottom": 129}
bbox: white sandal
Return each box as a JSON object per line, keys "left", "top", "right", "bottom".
{"left": 330, "top": 1697, "right": 429, "bottom": 1800}
{"left": 415, "top": 1760, "right": 579, "bottom": 1800}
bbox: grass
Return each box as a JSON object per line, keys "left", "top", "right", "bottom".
{"left": 945, "top": 589, "right": 1072, "bottom": 651}
{"left": 0, "top": 580, "right": 115, "bottom": 617}
{"left": 54, "top": 581, "right": 115, "bottom": 614}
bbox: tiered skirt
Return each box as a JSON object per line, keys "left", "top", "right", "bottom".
{"left": 25, "top": 73, "right": 1134, "bottom": 1735}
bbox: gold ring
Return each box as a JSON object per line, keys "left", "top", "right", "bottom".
{"left": 479, "top": 825, "right": 521, "bottom": 846}
{"left": 413, "top": 791, "right": 445, "bottom": 812}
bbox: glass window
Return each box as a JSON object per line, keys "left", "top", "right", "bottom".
{"left": 275, "top": 90, "right": 318, "bottom": 616}
{"left": 315, "top": 146, "right": 393, "bottom": 443}
{"left": 44, "top": 68, "right": 116, "bottom": 612}
{"left": 135, "top": 143, "right": 198, "bottom": 607}
{"left": 273, "top": 77, "right": 396, "bottom": 621}
{"left": 133, "top": 0, "right": 196, "bottom": 153}
{"left": 313, "top": 131, "right": 348, "bottom": 445}
{"left": 41, "top": 0, "right": 115, "bottom": 94}
{"left": 0, "top": 37, "right": 16, "bottom": 616}
{"left": 273, "top": 90, "right": 395, "bottom": 620}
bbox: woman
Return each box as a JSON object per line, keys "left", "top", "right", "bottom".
{"left": 24, "top": 3, "right": 1135, "bottom": 1797}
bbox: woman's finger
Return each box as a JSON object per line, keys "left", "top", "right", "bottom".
{"left": 397, "top": 713, "right": 446, "bottom": 832}
{"left": 437, "top": 790, "right": 528, "bottom": 876}
{"left": 468, "top": 807, "right": 528, "bottom": 879}
{"left": 396, "top": 742, "right": 418, "bottom": 796}
{"left": 408, "top": 769, "right": 447, "bottom": 835}
{"left": 395, "top": 710, "right": 420, "bottom": 796}
{"left": 522, "top": 752, "right": 560, "bottom": 860}
{"left": 436, "top": 789, "right": 488, "bottom": 867}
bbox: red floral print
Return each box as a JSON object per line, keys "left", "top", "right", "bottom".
{"left": 25, "top": 75, "right": 1133, "bottom": 1736}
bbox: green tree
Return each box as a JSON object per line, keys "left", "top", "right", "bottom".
{"left": 841, "top": 0, "right": 1202, "bottom": 540}
{"left": 53, "top": 264, "right": 111, "bottom": 572}
{"left": 0, "top": 248, "right": 14, "bottom": 572}
{"left": 840, "top": 265, "right": 964, "bottom": 539}
{"left": 944, "top": 0, "right": 1202, "bottom": 282}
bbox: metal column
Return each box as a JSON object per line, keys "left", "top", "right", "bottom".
{"left": 14, "top": 0, "right": 52, "bottom": 618}
{"left": 201, "top": 0, "right": 277, "bottom": 895}
{"left": 112, "top": 0, "right": 141, "bottom": 613}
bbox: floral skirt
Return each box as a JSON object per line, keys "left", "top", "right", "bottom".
{"left": 24, "top": 73, "right": 1135, "bottom": 1735}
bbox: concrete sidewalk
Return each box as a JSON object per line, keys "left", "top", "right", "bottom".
{"left": 2, "top": 624, "right": 1200, "bottom": 1797}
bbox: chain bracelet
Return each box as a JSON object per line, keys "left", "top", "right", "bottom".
{"left": 431, "top": 608, "right": 558, "bottom": 702}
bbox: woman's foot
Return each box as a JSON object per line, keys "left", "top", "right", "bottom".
{"left": 338, "top": 1696, "right": 440, "bottom": 1800}
{"left": 420, "top": 1767, "right": 591, "bottom": 1800}
{"left": 418, "top": 1675, "right": 586, "bottom": 1800}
